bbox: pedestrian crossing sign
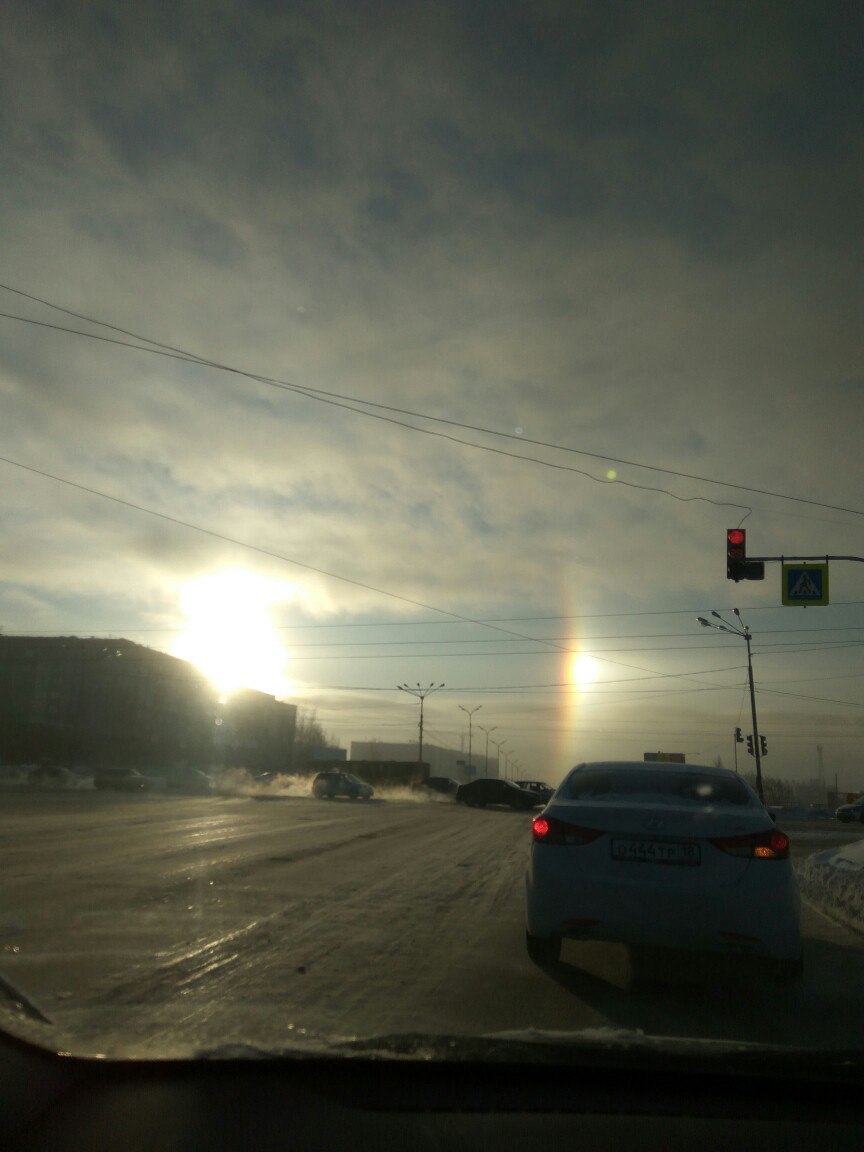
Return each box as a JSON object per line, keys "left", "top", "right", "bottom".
{"left": 782, "top": 563, "right": 829, "bottom": 606}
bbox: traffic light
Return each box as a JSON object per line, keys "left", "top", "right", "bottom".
{"left": 746, "top": 735, "right": 754, "bottom": 756}
{"left": 760, "top": 735, "right": 768, "bottom": 756}
{"left": 726, "top": 529, "right": 765, "bottom": 582}
{"left": 735, "top": 727, "right": 744, "bottom": 743}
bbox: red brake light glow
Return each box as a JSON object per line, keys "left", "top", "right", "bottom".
{"left": 532, "top": 817, "right": 551, "bottom": 840}
{"left": 532, "top": 816, "right": 603, "bottom": 845}
{"left": 709, "top": 828, "right": 790, "bottom": 860}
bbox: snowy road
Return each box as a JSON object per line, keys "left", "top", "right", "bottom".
{"left": 2, "top": 790, "right": 864, "bottom": 1057}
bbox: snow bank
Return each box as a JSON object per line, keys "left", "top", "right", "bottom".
{"left": 796, "top": 838, "right": 864, "bottom": 936}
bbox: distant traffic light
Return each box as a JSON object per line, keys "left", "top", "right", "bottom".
{"left": 735, "top": 727, "right": 744, "bottom": 743}
{"left": 726, "top": 529, "right": 766, "bottom": 582}
{"left": 760, "top": 735, "right": 768, "bottom": 756}
{"left": 746, "top": 734, "right": 754, "bottom": 756}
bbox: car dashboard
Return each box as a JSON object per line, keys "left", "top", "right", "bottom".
{"left": 3, "top": 1026, "right": 863, "bottom": 1151}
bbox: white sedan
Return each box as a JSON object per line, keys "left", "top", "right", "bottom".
{"left": 525, "top": 761, "right": 802, "bottom": 979}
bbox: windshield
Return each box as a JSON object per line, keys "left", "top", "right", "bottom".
{"left": 564, "top": 767, "right": 754, "bottom": 806}
{"left": 1, "top": 1, "right": 863, "bottom": 1069}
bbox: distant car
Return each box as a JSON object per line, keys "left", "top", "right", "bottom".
{"left": 835, "top": 798, "right": 864, "bottom": 823}
{"left": 414, "top": 776, "right": 459, "bottom": 795}
{"left": 166, "top": 768, "right": 213, "bottom": 794}
{"left": 525, "top": 761, "right": 802, "bottom": 979}
{"left": 93, "top": 768, "right": 153, "bottom": 792}
{"left": 312, "top": 770, "right": 373, "bottom": 800}
{"left": 455, "top": 778, "right": 540, "bottom": 810}
{"left": 516, "top": 780, "right": 555, "bottom": 804}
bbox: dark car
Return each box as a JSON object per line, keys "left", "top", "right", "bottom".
{"left": 515, "top": 780, "right": 555, "bottom": 804}
{"left": 312, "top": 770, "right": 374, "bottom": 800}
{"left": 835, "top": 799, "right": 864, "bottom": 824}
{"left": 166, "top": 767, "right": 213, "bottom": 794}
{"left": 455, "top": 778, "right": 540, "bottom": 810}
{"left": 92, "top": 768, "right": 153, "bottom": 792}
{"left": 414, "top": 776, "right": 459, "bottom": 795}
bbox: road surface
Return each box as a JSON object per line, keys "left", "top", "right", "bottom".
{"left": 1, "top": 787, "right": 863, "bottom": 1057}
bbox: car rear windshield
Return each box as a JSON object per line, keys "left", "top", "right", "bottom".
{"left": 565, "top": 769, "right": 752, "bottom": 806}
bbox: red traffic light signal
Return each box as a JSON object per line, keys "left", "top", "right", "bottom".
{"left": 727, "top": 529, "right": 746, "bottom": 579}
{"left": 726, "top": 529, "right": 765, "bottom": 582}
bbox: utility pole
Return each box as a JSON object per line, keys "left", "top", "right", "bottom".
{"left": 698, "top": 610, "right": 764, "bottom": 801}
{"left": 458, "top": 705, "right": 482, "bottom": 774}
{"left": 398, "top": 682, "right": 445, "bottom": 765}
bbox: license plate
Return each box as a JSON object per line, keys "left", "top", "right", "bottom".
{"left": 611, "top": 839, "right": 701, "bottom": 866}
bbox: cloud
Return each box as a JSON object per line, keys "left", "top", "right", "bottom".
{"left": 1, "top": 1, "right": 862, "bottom": 777}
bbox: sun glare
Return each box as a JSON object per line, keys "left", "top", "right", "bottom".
{"left": 173, "top": 569, "right": 298, "bottom": 697}
{"left": 572, "top": 654, "right": 598, "bottom": 690}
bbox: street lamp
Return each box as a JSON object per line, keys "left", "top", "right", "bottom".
{"left": 398, "top": 682, "right": 445, "bottom": 765}
{"left": 697, "top": 609, "right": 764, "bottom": 800}
{"left": 458, "top": 705, "right": 482, "bottom": 774}
{"left": 478, "top": 725, "right": 497, "bottom": 777}
{"left": 493, "top": 738, "right": 508, "bottom": 780}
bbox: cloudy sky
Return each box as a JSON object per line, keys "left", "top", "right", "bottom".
{"left": 2, "top": 1, "right": 862, "bottom": 783}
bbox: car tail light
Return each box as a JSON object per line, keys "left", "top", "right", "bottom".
{"left": 532, "top": 816, "right": 603, "bottom": 845}
{"left": 709, "top": 828, "right": 790, "bottom": 860}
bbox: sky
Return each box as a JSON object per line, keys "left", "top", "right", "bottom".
{"left": 1, "top": 1, "right": 862, "bottom": 785}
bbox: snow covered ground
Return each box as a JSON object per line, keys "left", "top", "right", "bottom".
{"left": 796, "top": 837, "right": 864, "bottom": 937}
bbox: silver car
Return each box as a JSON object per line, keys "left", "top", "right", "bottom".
{"left": 526, "top": 761, "right": 802, "bottom": 980}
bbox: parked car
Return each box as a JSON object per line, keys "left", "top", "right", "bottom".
{"left": 525, "top": 761, "right": 802, "bottom": 979}
{"left": 455, "top": 778, "right": 540, "bottom": 810}
{"left": 835, "top": 798, "right": 864, "bottom": 823}
{"left": 516, "top": 780, "right": 555, "bottom": 804}
{"left": 92, "top": 768, "right": 153, "bottom": 792}
{"left": 312, "top": 770, "right": 373, "bottom": 800}
{"left": 413, "top": 776, "right": 459, "bottom": 795}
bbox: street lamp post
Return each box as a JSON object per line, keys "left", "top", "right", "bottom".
{"left": 478, "top": 725, "right": 497, "bottom": 777}
{"left": 398, "top": 682, "right": 445, "bottom": 766}
{"left": 458, "top": 705, "right": 482, "bottom": 775}
{"left": 493, "top": 738, "right": 508, "bottom": 780}
{"left": 697, "top": 610, "right": 764, "bottom": 800}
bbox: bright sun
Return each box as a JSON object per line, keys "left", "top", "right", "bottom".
{"left": 172, "top": 569, "right": 298, "bottom": 697}
{"left": 572, "top": 654, "right": 598, "bottom": 690}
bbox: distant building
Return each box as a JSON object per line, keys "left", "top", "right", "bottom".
{"left": 213, "top": 687, "right": 297, "bottom": 772}
{"left": 310, "top": 759, "right": 428, "bottom": 787}
{"left": 0, "top": 635, "right": 296, "bottom": 771}
{"left": 349, "top": 740, "right": 497, "bottom": 781}
{"left": 312, "top": 746, "right": 347, "bottom": 761}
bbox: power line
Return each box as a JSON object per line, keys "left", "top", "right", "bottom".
{"left": 0, "top": 309, "right": 754, "bottom": 513}
{"left": 3, "top": 280, "right": 863, "bottom": 519}
{"left": 7, "top": 454, "right": 818, "bottom": 704}
{"left": 0, "top": 454, "right": 594, "bottom": 660}
{"left": 8, "top": 602, "right": 864, "bottom": 635}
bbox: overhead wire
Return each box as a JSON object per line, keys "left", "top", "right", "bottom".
{"left": 3, "top": 280, "right": 863, "bottom": 518}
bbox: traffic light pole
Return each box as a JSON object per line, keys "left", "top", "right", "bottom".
{"left": 698, "top": 611, "right": 764, "bottom": 801}
{"left": 749, "top": 554, "right": 864, "bottom": 564}
{"left": 743, "top": 627, "right": 764, "bottom": 801}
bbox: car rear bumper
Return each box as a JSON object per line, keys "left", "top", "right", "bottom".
{"left": 525, "top": 861, "right": 801, "bottom": 961}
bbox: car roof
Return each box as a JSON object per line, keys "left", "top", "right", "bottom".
{"left": 569, "top": 760, "right": 737, "bottom": 779}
